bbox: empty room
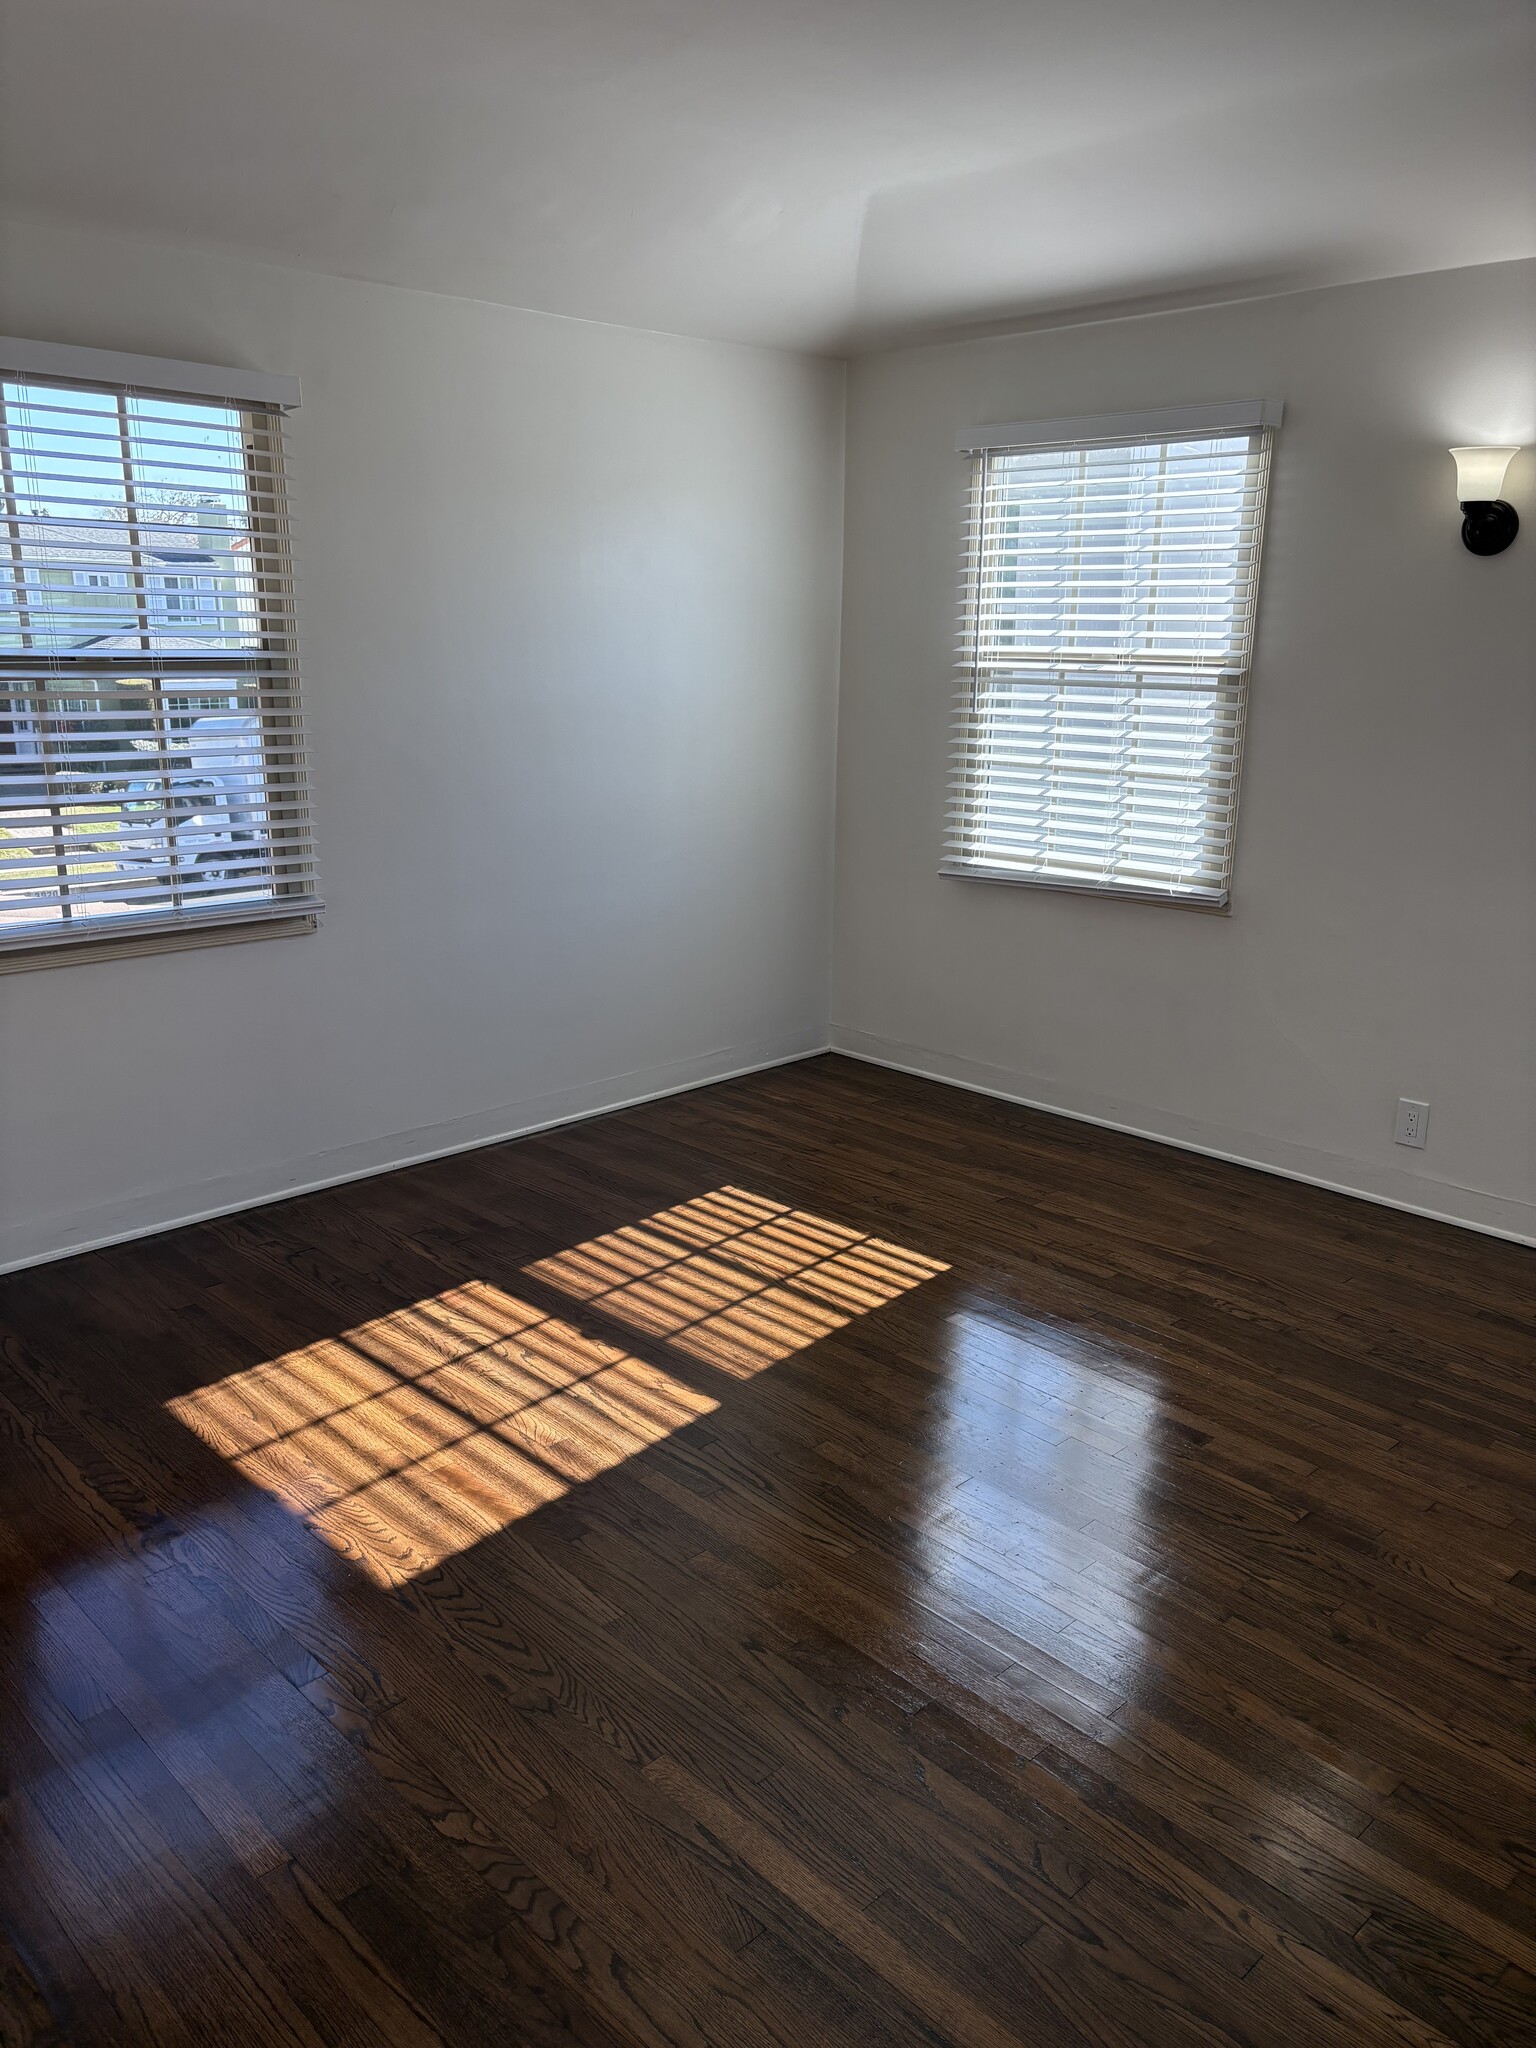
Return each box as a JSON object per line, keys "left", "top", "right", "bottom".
{"left": 0, "top": 1, "right": 1533, "bottom": 2043}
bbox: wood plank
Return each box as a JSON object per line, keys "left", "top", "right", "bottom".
{"left": 2, "top": 1053, "right": 1532, "bottom": 2045}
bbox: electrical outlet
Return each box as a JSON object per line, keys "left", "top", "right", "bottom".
{"left": 1394, "top": 1098, "right": 1430, "bottom": 1149}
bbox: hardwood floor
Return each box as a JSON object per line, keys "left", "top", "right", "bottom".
{"left": 2, "top": 1053, "right": 1533, "bottom": 2047}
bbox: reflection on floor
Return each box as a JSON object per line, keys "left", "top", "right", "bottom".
{"left": 168, "top": 1186, "right": 948, "bottom": 1584}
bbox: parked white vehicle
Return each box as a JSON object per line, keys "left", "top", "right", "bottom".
{"left": 115, "top": 713, "right": 269, "bottom": 895}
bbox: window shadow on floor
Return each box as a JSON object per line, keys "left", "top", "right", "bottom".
{"left": 164, "top": 1185, "right": 949, "bottom": 1586}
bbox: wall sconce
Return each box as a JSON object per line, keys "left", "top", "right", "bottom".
{"left": 1450, "top": 446, "right": 1520, "bottom": 555}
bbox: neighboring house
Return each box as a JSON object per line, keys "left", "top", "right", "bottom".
{"left": 1, "top": 503, "right": 255, "bottom": 786}
{"left": 1, "top": 500, "right": 252, "bottom": 650}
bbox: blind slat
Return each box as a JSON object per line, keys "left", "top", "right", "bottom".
{"left": 945, "top": 427, "right": 1273, "bottom": 907}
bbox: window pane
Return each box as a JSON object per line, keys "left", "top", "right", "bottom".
{"left": 0, "top": 674, "right": 284, "bottom": 937}
{"left": 0, "top": 381, "right": 260, "bottom": 656}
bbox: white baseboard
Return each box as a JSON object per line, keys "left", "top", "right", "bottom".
{"left": 0, "top": 1031, "right": 832, "bottom": 1274}
{"left": 11, "top": 1026, "right": 1530, "bottom": 1272}
{"left": 831, "top": 1027, "right": 1536, "bottom": 1247}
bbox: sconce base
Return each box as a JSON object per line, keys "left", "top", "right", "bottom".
{"left": 1460, "top": 500, "right": 1519, "bottom": 556}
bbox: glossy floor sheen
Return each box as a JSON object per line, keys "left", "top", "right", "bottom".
{"left": 1, "top": 1056, "right": 1533, "bottom": 2048}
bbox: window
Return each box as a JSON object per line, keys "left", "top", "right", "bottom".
{"left": 947, "top": 400, "right": 1278, "bottom": 907}
{"left": 149, "top": 571, "right": 219, "bottom": 620}
{"left": 0, "top": 337, "right": 318, "bottom": 957}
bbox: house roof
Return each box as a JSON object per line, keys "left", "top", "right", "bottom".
{"left": 14, "top": 518, "right": 230, "bottom": 571}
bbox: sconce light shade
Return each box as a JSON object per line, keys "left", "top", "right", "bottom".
{"left": 1450, "top": 446, "right": 1520, "bottom": 555}
{"left": 1450, "top": 446, "right": 1519, "bottom": 502}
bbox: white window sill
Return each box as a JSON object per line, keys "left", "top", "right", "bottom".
{"left": 0, "top": 911, "right": 319, "bottom": 973}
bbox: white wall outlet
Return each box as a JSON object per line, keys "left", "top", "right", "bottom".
{"left": 1394, "top": 1098, "right": 1430, "bottom": 1149}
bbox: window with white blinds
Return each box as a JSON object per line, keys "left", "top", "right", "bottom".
{"left": 947, "top": 402, "right": 1278, "bottom": 908}
{"left": 0, "top": 339, "right": 318, "bottom": 958}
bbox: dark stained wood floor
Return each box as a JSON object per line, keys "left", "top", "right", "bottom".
{"left": 2, "top": 1053, "right": 1534, "bottom": 2048}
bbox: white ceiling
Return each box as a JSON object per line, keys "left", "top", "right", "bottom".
{"left": 3, "top": 0, "right": 1533, "bottom": 352}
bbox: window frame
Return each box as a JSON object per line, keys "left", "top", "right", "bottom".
{"left": 945, "top": 399, "right": 1281, "bottom": 912}
{"left": 0, "top": 338, "right": 317, "bottom": 968}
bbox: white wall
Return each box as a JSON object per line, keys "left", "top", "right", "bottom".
{"left": 0, "top": 219, "right": 845, "bottom": 1268}
{"left": 833, "top": 260, "right": 1536, "bottom": 1241}
{"left": 6, "top": 231, "right": 1530, "bottom": 1265}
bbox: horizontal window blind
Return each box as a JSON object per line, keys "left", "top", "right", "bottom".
{"left": 0, "top": 354, "right": 317, "bottom": 954}
{"left": 946, "top": 420, "right": 1274, "bottom": 907}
